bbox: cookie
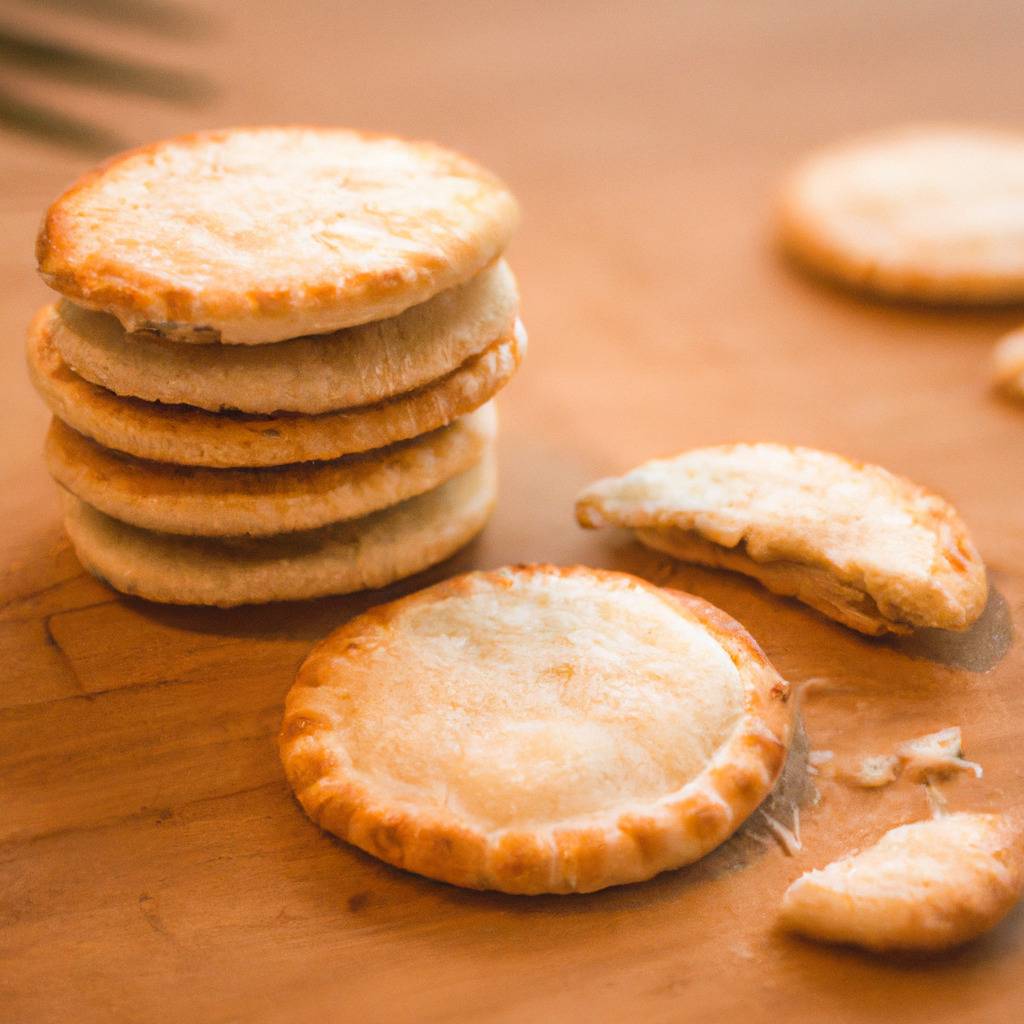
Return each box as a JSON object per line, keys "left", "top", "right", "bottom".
{"left": 49, "top": 261, "right": 517, "bottom": 414}
{"left": 576, "top": 443, "right": 987, "bottom": 635}
{"left": 992, "top": 326, "right": 1024, "bottom": 400}
{"left": 61, "top": 452, "right": 497, "bottom": 606}
{"left": 779, "top": 125, "right": 1024, "bottom": 304}
{"left": 38, "top": 126, "right": 519, "bottom": 343}
{"left": 280, "top": 565, "right": 791, "bottom": 894}
{"left": 46, "top": 404, "right": 495, "bottom": 536}
{"left": 779, "top": 813, "right": 1024, "bottom": 952}
{"left": 28, "top": 310, "right": 525, "bottom": 467}
{"left": 895, "top": 727, "right": 982, "bottom": 782}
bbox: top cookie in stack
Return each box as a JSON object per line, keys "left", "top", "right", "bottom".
{"left": 27, "top": 126, "right": 524, "bottom": 606}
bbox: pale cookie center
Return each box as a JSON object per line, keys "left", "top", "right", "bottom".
{"left": 74, "top": 136, "right": 492, "bottom": 286}
{"left": 332, "top": 579, "right": 744, "bottom": 830}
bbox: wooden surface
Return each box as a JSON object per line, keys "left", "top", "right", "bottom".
{"left": 3, "top": 3, "right": 1024, "bottom": 1021}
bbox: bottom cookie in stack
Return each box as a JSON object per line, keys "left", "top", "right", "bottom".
{"left": 52, "top": 411, "right": 497, "bottom": 607}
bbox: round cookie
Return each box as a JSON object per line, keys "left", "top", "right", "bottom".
{"left": 993, "top": 325, "right": 1024, "bottom": 400}
{"left": 46, "top": 404, "right": 495, "bottom": 537}
{"left": 50, "top": 261, "right": 518, "bottom": 414}
{"left": 779, "top": 125, "right": 1024, "bottom": 304}
{"left": 280, "top": 565, "right": 791, "bottom": 894}
{"left": 28, "top": 310, "right": 525, "bottom": 467}
{"left": 38, "top": 126, "right": 519, "bottom": 343}
{"left": 61, "top": 453, "right": 497, "bottom": 606}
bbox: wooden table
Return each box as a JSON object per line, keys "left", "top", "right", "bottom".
{"left": 3, "top": 2, "right": 1024, "bottom": 1020}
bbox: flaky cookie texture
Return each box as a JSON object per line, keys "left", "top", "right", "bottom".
{"left": 50, "top": 261, "right": 517, "bottom": 414}
{"left": 46, "top": 404, "right": 495, "bottom": 537}
{"left": 576, "top": 444, "right": 987, "bottom": 636}
{"left": 38, "top": 126, "right": 519, "bottom": 344}
{"left": 280, "top": 565, "right": 791, "bottom": 894}
{"left": 61, "top": 453, "right": 496, "bottom": 606}
{"left": 28, "top": 309, "right": 525, "bottom": 467}
{"left": 993, "top": 327, "right": 1024, "bottom": 400}
{"left": 780, "top": 813, "right": 1024, "bottom": 952}
{"left": 779, "top": 125, "right": 1024, "bottom": 304}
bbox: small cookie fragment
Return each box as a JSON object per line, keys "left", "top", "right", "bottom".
{"left": 993, "top": 327, "right": 1024, "bottom": 400}
{"left": 779, "top": 125, "right": 1024, "bottom": 304}
{"left": 780, "top": 813, "right": 1024, "bottom": 952}
{"left": 575, "top": 443, "right": 987, "bottom": 635}
{"left": 849, "top": 755, "right": 900, "bottom": 789}
{"left": 761, "top": 809, "right": 803, "bottom": 857}
{"left": 896, "top": 727, "right": 983, "bottom": 782}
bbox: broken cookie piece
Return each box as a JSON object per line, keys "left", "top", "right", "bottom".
{"left": 897, "top": 727, "right": 983, "bottom": 782}
{"left": 575, "top": 443, "right": 987, "bottom": 636}
{"left": 780, "top": 813, "right": 1024, "bottom": 952}
{"left": 848, "top": 755, "right": 900, "bottom": 789}
{"left": 807, "top": 750, "right": 835, "bottom": 778}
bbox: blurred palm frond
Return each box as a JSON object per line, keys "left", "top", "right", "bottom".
{"left": 0, "top": 22, "right": 212, "bottom": 100}
{"left": 15, "top": 0, "right": 213, "bottom": 39}
{"left": 0, "top": 80, "right": 124, "bottom": 151}
{"left": 0, "top": 0, "right": 216, "bottom": 154}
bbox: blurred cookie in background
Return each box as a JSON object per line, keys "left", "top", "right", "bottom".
{"left": 993, "top": 325, "right": 1024, "bottom": 400}
{"left": 779, "top": 125, "right": 1024, "bottom": 305}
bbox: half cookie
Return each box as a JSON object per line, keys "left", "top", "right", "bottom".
{"left": 280, "top": 565, "right": 791, "bottom": 894}
{"left": 38, "top": 126, "right": 520, "bottom": 343}
{"left": 576, "top": 443, "right": 987, "bottom": 635}
{"left": 46, "top": 404, "right": 496, "bottom": 536}
{"left": 778, "top": 125, "right": 1024, "bottom": 304}
{"left": 62, "top": 452, "right": 496, "bottom": 606}
{"left": 780, "top": 813, "right": 1024, "bottom": 952}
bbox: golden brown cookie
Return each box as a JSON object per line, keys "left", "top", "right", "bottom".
{"left": 49, "top": 261, "right": 517, "bottom": 413}
{"left": 38, "top": 126, "right": 519, "bottom": 343}
{"left": 280, "top": 565, "right": 791, "bottom": 894}
{"left": 576, "top": 443, "right": 987, "bottom": 635}
{"left": 779, "top": 125, "right": 1024, "bottom": 304}
{"left": 993, "top": 326, "right": 1024, "bottom": 400}
{"left": 62, "top": 452, "right": 497, "bottom": 606}
{"left": 779, "top": 813, "right": 1024, "bottom": 952}
{"left": 28, "top": 308, "right": 525, "bottom": 467}
{"left": 46, "top": 404, "right": 495, "bottom": 536}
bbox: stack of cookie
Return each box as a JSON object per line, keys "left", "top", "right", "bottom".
{"left": 27, "top": 127, "right": 523, "bottom": 606}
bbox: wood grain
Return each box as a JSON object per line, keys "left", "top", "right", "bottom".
{"left": 3, "top": 2, "right": 1024, "bottom": 1021}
